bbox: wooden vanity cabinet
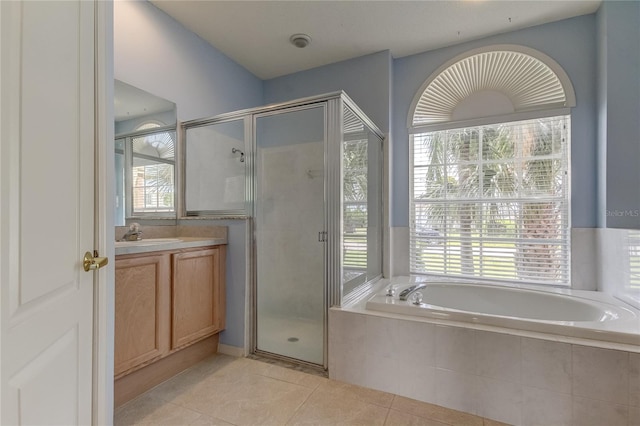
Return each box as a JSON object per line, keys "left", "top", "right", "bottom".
{"left": 172, "top": 246, "right": 226, "bottom": 349}
{"left": 113, "top": 245, "right": 226, "bottom": 384}
{"left": 114, "top": 253, "right": 171, "bottom": 377}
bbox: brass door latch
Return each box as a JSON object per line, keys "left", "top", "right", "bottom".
{"left": 83, "top": 250, "right": 108, "bottom": 272}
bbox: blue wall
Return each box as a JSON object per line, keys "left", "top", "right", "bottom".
{"left": 114, "top": 1, "right": 263, "bottom": 347}
{"left": 114, "top": 1, "right": 263, "bottom": 121}
{"left": 393, "top": 15, "right": 597, "bottom": 228}
{"left": 264, "top": 50, "right": 392, "bottom": 134}
{"left": 597, "top": 1, "right": 640, "bottom": 229}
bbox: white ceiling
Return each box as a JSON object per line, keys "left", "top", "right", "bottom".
{"left": 151, "top": 0, "right": 601, "bottom": 80}
{"left": 114, "top": 79, "right": 175, "bottom": 122}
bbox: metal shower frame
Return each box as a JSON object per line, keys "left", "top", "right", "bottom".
{"left": 181, "top": 91, "right": 384, "bottom": 370}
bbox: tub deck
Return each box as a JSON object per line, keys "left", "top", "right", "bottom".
{"left": 365, "top": 276, "right": 640, "bottom": 349}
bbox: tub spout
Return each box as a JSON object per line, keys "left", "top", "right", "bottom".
{"left": 399, "top": 284, "right": 427, "bottom": 301}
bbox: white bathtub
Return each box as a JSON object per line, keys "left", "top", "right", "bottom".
{"left": 366, "top": 277, "right": 640, "bottom": 347}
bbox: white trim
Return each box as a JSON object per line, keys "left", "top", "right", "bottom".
{"left": 407, "top": 44, "right": 576, "bottom": 129}
{"left": 218, "top": 344, "right": 245, "bottom": 358}
{"left": 93, "top": 1, "right": 114, "bottom": 425}
{"left": 243, "top": 218, "right": 252, "bottom": 357}
{"left": 383, "top": 133, "right": 391, "bottom": 279}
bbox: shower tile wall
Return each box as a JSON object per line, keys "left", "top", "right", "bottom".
{"left": 329, "top": 309, "right": 640, "bottom": 426}
{"left": 598, "top": 228, "right": 640, "bottom": 309}
{"left": 185, "top": 122, "right": 245, "bottom": 212}
{"left": 257, "top": 140, "right": 324, "bottom": 320}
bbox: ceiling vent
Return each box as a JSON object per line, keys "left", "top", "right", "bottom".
{"left": 290, "top": 34, "right": 311, "bottom": 48}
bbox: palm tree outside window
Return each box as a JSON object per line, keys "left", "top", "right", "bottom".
{"left": 411, "top": 117, "right": 570, "bottom": 285}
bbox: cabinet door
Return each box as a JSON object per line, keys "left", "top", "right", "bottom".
{"left": 172, "top": 247, "right": 226, "bottom": 349}
{"left": 114, "top": 254, "right": 170, "bottom": 377}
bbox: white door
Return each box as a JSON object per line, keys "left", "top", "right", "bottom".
{"left": 1, "top": 1, "right": 98, "bottom": 424}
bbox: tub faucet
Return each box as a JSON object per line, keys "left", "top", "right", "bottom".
{"left": 120, "top": 222, "right": 143, "bottom": 241}
{"left": 399, "top": 283, "right": 427, "bottom": 301}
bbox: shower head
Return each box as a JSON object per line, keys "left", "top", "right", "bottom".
{"left": 232, "top": 147, "right": 245, "bottom": 163}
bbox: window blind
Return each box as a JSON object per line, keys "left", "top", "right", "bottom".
{"left": 410, "top": 116, "right": 570, "bottom": 286}
{"left": 625, "top": 231, "right": 640, "bottom": 308}
{"left": 131, "top": 129, "right": 176, "bottom": 214}
{"left": 412, "top": 50, "right": 570, "bottom": 126}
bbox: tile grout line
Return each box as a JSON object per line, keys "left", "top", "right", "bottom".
{"left": 382, "top": 395, "right": 397, "bottom": 425}
{"left": 381, "top": 406, "right": 391, "bottom": 425}
{"left": 284, "top": 382, "right": 321, "bottom": 425}
{"left": 383, "top": 393, "right": 399, "bottom": 425}
{"left": 254, "top": 371, "right": 325, "bottom": 390}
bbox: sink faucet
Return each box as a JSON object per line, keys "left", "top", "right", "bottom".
{"left": 120, "top": 222, "right": 143, "bottom": 241}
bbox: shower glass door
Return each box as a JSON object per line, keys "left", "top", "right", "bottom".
{"left": 254, "top": 105, "right": 326, "bottom": 366}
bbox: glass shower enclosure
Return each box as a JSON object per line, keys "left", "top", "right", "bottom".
{"left": 254, "top": 105, "right": 327, "bottom": 365}
{"left": 182, "top": 92, "right": 384, "bottom": 369}
{"left": 253, "top": 93, "right": 383, "bottom": 369}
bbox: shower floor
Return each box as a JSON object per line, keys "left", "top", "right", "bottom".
{"left": 257, "top": 313, "right": 324, "bottom": 366}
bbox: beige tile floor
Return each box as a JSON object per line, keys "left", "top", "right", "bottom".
{"left": 114, "top": 354, "right": 510, "bottom": 426}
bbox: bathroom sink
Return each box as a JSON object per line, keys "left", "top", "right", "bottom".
{"left": 115, "top": 238, "right": 183, "bottom": 247}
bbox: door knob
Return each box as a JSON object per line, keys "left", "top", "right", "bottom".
{"left": 83, "top": 250, "right": 108, "bottom": 272}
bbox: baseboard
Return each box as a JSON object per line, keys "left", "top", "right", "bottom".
{"left": 114, "top": 334, "right": 218, "bottom": 408}
{"left": 217, "top": 343, "right": 244, "bottom": 357}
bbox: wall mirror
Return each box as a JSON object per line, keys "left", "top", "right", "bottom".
{"left": 114, "top": 80, "right": 177, "bottom": 225}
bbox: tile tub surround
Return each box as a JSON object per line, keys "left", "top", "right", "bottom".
{"left": 598, "top": 227, "right": 640, "bottom": 311}
{"left": 329, "top": 309, "right": 640, "bottom": 426}
{"left": 366, "top": 277, "right": 640, "bottom": 348}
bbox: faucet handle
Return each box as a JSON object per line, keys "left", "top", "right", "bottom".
{"left": 410, "top": 291, "right": 424, "bottom": 305}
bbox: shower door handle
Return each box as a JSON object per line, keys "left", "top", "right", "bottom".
{"left": 318, "top": 231, "right": 327, "bottom": 242}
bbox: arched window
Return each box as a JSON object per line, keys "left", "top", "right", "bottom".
{"left": 408, "top": 45, "right": 574, "bottom": 286}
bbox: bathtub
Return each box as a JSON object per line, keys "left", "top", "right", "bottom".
{"left": 365, "top": 277, "right": 640, "bottom": 347}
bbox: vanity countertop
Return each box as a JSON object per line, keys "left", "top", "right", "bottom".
{"left": 115, "top": 237, "right": 227, "bottom": 256}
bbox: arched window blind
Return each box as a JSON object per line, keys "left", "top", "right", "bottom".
{"left": 410, "top": 46, "right": 575, "bottom": 129}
